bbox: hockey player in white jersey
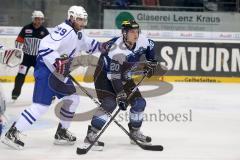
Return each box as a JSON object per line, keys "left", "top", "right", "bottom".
{"left": 2, "top": 6, "right": 105, "bottom": 150}
{"left": 0, "top": 45, "right": 23, "bottom": 137}
{"left": 80, "top": 20, "right": 158, "bottom": 151}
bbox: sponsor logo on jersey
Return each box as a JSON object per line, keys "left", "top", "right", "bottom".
{"left": 25, "top": 29, "right": 33, "bottom": 34}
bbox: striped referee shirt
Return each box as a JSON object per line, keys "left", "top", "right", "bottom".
{"left": 15, "top": 23, "right": 49, "bottom": 56}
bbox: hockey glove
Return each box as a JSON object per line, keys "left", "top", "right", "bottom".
{"left": 99, "top": 42, "right": 111, "bottom": 54}
{"left": 116, "top": 91, "right": 128, "bottom": 111}
{"left": 144, "top": 60, "right": 158, "bottom": 78}
{"left": 53, "top": 56, "right": 72, "bottom": 76}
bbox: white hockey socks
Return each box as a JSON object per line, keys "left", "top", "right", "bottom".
{"left": 59, "top": 94, "right": 80, "bottom": 129}
{"left": 15, "top": 103, "right": 49, "bottom": 132}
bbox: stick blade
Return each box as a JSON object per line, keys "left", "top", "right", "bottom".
{"left": 76, "top": 147, "right": 88, "bottom": 155}
{"left": 141, "top": 145, "right": 164, "bottom": 151}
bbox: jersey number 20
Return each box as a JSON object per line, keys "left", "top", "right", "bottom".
{"left": 110, "top": 63, "right": 120, "bottom": 71}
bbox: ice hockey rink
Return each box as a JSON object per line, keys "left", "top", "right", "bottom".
{"left": 0, "top": 81, "right": 239, "bottom": 160}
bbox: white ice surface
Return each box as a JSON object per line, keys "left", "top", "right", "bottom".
{"left": 0, "top": 82, "right": 239, "bottom": 160}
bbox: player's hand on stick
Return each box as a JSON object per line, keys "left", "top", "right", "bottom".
{"left": 53, "top": 55, "right": 72, "bottom": 76}
{"left": 99, "top": 42, "right": 111, "bottom": 54}
{"left": 144, "top": 60, "right": 158, "bottom": 78}
{"left": 116, "top": 91, "right": 128, "bottom": 111}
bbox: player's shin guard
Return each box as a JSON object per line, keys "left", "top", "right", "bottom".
{"left": 129, "top": 98, "right": 151, "bottom": 144}
{"left": 80, "top": 108, "right": 109, "bottom": 151}
{"left": 90, "top": 100, "right": 114, "bottom": 131}
{"left": 59, "top": 94, "right": 79, "bottom": 129}
{"left": 12, "top": 73, "right": 26, "bottom": 100}
{"left": 14, "top": 103, "right": 49, "bottom": 132}
{"left": 54, "top": 95, "right": 79, "bottom": 145}
{"left": 2, "top": 103, "right": 48, "bottom": 149}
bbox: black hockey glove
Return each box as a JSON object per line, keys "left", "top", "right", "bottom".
{"left": 116, "top": 91, "right": 128, "bottom": 111}
{"left": 144, "top": 60, "right": 158, "bottom": 78}
{"left": 53, "top": 55, "right": 72, "bottom": 76}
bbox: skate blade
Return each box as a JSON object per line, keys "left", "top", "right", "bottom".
{"left": 54, "top": 139, "right": 75, "bottom": 145}
{"left": 1, "top": 137, "right": 23, "bottom": 150}
{"left": 79, "top": 143, "right": 104, "bottom": 151}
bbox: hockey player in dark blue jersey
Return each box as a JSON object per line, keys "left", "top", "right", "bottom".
{"left": 80, "top": 20, "right": 158, "bottom": 151}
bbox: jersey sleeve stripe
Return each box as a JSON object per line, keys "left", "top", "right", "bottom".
{"left": 40, "top": 49, "right": 54, "bottom": 57}
{"left": 91, "top": 42, "right": 100, "bottom": 53}
{"left": 38, "top": 48, "right": 50, "bottom": 54}
{"left": 91, "top": 39, "right": 96, "bottom": 46}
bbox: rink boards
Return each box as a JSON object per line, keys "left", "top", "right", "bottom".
{"left": 0, "top": 28, "right": 240, "bottom": 83}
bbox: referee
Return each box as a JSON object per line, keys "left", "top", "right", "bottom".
{"left": 12, "top": 11, "right": 49, "bottom": 100}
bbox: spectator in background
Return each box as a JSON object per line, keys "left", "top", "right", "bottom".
{"left": 175, "top": 0, "right": 203, "bottom": 7}
{"left": 129, "top": 0, "right": 142, "bottom": 5}
{"left": 185, "top": 0, "right": 203, "bottom": 7}
{"left": 12, "top": 11, "right": 49, "bottom": 100}
{"left": 204, "top": 0, "right": 218, "bottom": 11}
{"left": 142, "top": 0, "right": 159, "bottom": 6}
{"left": 115, "top": 0, "right": 129, "bottom": 8}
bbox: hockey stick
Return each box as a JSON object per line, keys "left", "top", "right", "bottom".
{"left": 74, "top": 74, "right": 146, "bottom": 155}
{"left": 69, "top": 74, "right": 163, "bottom": 154}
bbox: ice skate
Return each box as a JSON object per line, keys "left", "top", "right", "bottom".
{"left": 54, "top": 123, "right": 76, "bottom": 145}
{"left": 81, "top": 125, "right": 104, "bottom": 151}
{"left": 2, "top": 122, "right": 24, "bottom": 150}
{"left": 128, "top": 123, "right": 152, "bottom": 145}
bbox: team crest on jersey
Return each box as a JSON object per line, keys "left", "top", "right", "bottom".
{"left": 78, "top": 32, "right": 82, "bottom": 40}
{"left": 25, "top": 29, "right": 33, "bottom": 34}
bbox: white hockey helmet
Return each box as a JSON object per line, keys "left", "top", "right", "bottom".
{"left": 32, "top": 10, "right": 44, "bottom": 21}
{"left": 68, "top": 6, "right": 88, "bottom": 25}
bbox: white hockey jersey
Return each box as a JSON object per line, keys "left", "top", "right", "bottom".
{"left": 96, "top": 34, "right": 156, "bottom": 94}
{"left": 106, "top": 34, "right": 155, "bottom": 63}
{"left": 101, "top": 34, "right": 155, "bottom": 79}
{"left": 37, "top": 20, "right": 101, "bottom": 72}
